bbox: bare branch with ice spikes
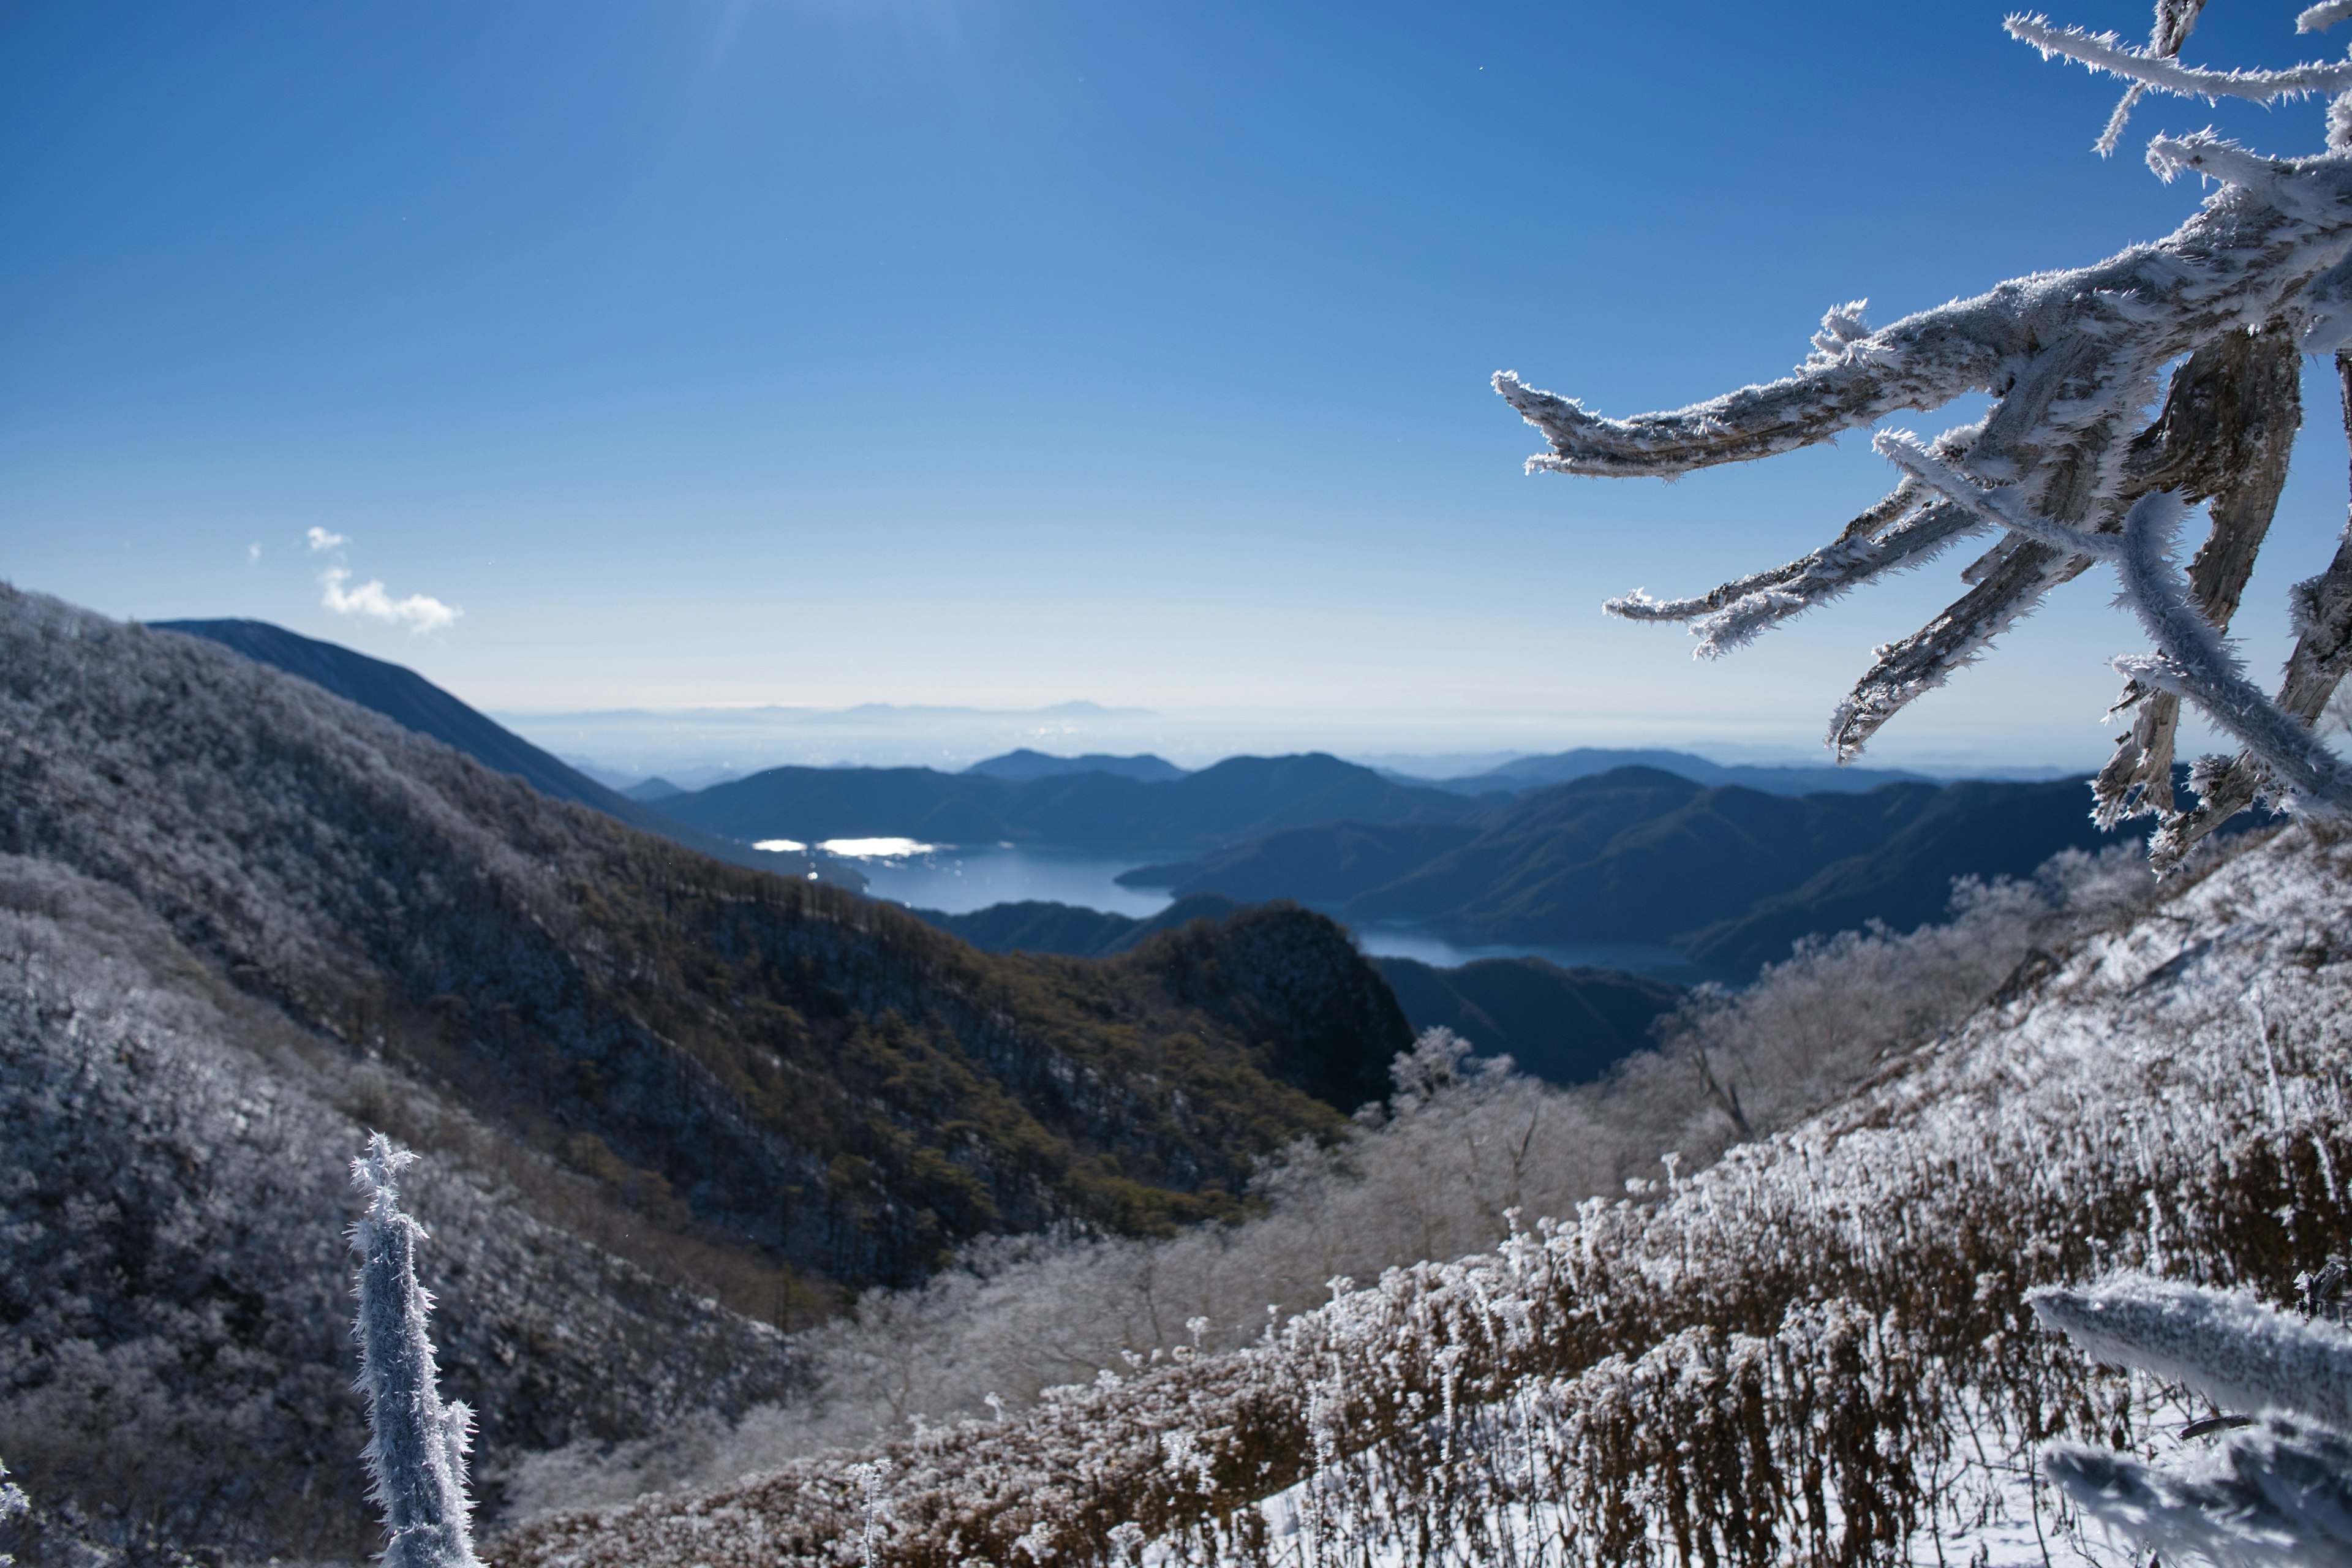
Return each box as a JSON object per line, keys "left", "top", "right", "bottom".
{"left": 2109, "top": 493, "right": 2352, "bottom": 818}
{"left": 2007, "top": 15, "right": 2352, "bottom": 111}
{"left": 2095, "top": 1, "right": 2207, "bottom": 157}
{"left": 2045, "top": 1421, "right": 2352, "bottom": 1568}
{"left": 1607, "top": 427, "right": 1993, "bottom": 658}
{"left": 1870, "top": 432, "right": 2352, "bottom": 816}
{"left": 1498, "top": 13, "right": 2352, "bottom": 828}
{"left": 351, "top": 1133, "right": 482, "bottom": 1568}
{"left": 2033, "top": 1275, "right": 2352, "bottom": 1567}
{"left": 2030, "top": 1274, "right": 2352, "bottom": 1431}
{"left": 2309, "top": 1, "right": 2352, "bottom": 35}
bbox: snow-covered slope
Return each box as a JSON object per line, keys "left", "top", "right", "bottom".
{"left": 497, "top": 822, "right": 2352, "bottom": 1568}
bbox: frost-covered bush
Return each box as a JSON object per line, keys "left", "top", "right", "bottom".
{"left": 350, "top": 1134, "right": 481, "bottom": 1568}
{"left": 0, "top": 1461, "right": 26, "bottom": 1567}
{"left": 1500, "top": 2, "right": 2352, "bottom": 869}
{"left": 2034, "top": 1274, "right": 2352, "bottom": 1568}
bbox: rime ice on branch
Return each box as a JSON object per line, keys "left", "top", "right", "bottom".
{"left": 350, "top": 1133, "right": 482, "bottom": 1568}
{"left": 1497, "top": 1, "right": 2352, "bottom": 868}
{"left": 2032, "top": 1275, "right": 2352, "bottom": 1568}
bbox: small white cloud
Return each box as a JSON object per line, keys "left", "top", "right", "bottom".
{"left": 320, "top": 567, "right": 461, "bottom": 634}
{"left": 247, "top": 542, "right": 262, "bottom": 563}
{"left": 306, "top": 527, "right": 349, "bottom": 552}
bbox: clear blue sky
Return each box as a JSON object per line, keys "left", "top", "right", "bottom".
{"left": 6, "top": 0, "right": 2349, "bottom": 769}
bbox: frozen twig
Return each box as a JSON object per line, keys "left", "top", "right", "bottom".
{"left": 351, "top": 1133, "right": 482, "bottom": 1568}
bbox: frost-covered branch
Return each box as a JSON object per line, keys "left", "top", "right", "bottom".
{"left": 1870, "top": 431, "right": 2352, "bottom": 818}
{"left": 2307, "top": 1, "right": 2352, "bottom": 36}
{"left": 1605, "top": 427, "right": 1992, "bottom": 657}
{"left": 2007, "top": 15, "right": 2352, "bottom": 108}
{"left": 352, "top": 1133, "right": 482, "bottom": 1568}
{"left": 2033, "top": 1275, "right": 2352, "bottom": 1567}
{"left": 2092, "top": 1, "right": 2207, "bottom": 156}
{"left": 1498, "top": 8, "right": 2352, "bottom": 840}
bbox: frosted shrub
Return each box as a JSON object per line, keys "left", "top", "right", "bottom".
{"left": 350, "top": 1133, "right": 482, "bottom": 1568}
{"left": 2035, "top": 1275, "right": 2352, "bottom": 1568}
{"left": 0, "top": 1460, "right": 25, "bottom": 1567}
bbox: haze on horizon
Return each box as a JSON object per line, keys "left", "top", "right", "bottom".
{"left": 9, "top": 1, "right": 2352, "bottom": 774}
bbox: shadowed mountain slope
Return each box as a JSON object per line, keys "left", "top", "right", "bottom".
{"left": 657, "top": 752, "right": 1475, "bottom": 853}
{"left": 153, "top": 617, "right": 849, "bottom": 885}
{"left": 1370, "top": 957, "right": 1684, "bottom": 1085}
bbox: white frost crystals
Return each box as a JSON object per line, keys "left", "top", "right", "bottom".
{"left": 1498, "top": 2, "right": 2352, "bottom": 869}
{"left": 2033, "top": 1275, "right": 2352, "bottom": 1568}
{"left": 350, "top": 1133, "right": 483, "bottom": 1568}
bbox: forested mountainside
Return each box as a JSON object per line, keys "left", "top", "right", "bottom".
{"left": 1126, "top": 766, "right": 2155, "bottom": 976}
{"left": 154, "top": 617, "right": 853, "bottom": 886}
{"left": 914, "top": 893, "right": 1684, "bottom": 1088}
{"left": 655, "top": 752, "right": 1474, "bottom": 852}
{"left": 498, "top": 821, "right": 2352, "bottom": 1568}
{"left": 911, "top": 894, "right": 1243, "bottom": 959}
{"left": 0, "top": 587, "right": 1410, "bottom": 1561}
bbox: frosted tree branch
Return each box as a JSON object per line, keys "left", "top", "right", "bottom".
{"left": 2094, "top": 1, "right": 2207, "bottom": 157}
{"left": 2007, "top": 15, "right": 2352, "bottom": 107}
{"left": 2307, "top": 1, "right": 2352, "bottom": 36}
{"left": 1605, "top": 427, "right": 1992, "bottom": 657}
{"left": 352, "top": 1133, "right": 483, "bottom": 1568}
{"left": 1871, "top": 431, "right": 2352, "bottom": 816}
{"left": 2032, "top": 1275, "right": 2352, "bottom": 1567}
{"left": 1498, "top": 8, "right": 2352, "bottom": 839}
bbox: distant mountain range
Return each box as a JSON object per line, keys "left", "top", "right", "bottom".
{"left": 656, "top": 752, "right": 1472, "bottom": 853}
{"left": 1121, "top": 766, "right": 2160, "bottom": 978}
{"left": 154, "top": 619, "right": 856, "bottom": 886}
{"left": 1419, "top": 747, "right": 1937, "bottom": 797}
{"left": 963, "top": 748, "right": 1189, "bottom": 784}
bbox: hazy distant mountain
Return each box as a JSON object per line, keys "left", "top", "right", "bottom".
{"left": 1427, "top": 747, "right": 1935, "bottom": 797}
{"left": 658, "top": 752, "right": 1475, "bottom": 853}
{"left": 964, "top": 748, "right": 1189, "bottom": 784}
{"left": 1370, "top": 957, "right": 1683, "bottom": 1085}
{"left": 622, "top": 775, "right": 688, "bottom": 802}
{"left": 154, "top": 619, "right": 849, "bottom": 885}
{"left": 1125, "top": 766, "right": 2152, "bottom": 976}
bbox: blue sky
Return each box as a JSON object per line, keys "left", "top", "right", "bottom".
{"left": 6, "top": 0, "right": 2351, "bottom": 770}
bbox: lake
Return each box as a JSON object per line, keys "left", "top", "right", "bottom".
{"left": 840, "top": 844, "right": 1700, "bottom": 978}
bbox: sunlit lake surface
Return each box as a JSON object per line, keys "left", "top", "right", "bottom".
{"left": 841, "top": 846, "right": 1702, "bottom": 977}
{"left": 847, "top": 846, "right": 1176, "bottom": 918}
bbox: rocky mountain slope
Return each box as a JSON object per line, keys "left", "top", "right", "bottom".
{"left": 0, "top": 587, "right": 1411, "bottom": 1563}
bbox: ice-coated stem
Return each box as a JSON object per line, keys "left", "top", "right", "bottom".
{"left": 351, "top": 1133, "right": 481, "bottom": 1568}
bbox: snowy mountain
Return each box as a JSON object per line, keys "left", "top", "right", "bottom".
{"left": 0, "top": 587, "right": 1413, "bottom": 1563}
{"left": 496, "top": 821, "right": 2352, "bottom": 1568}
